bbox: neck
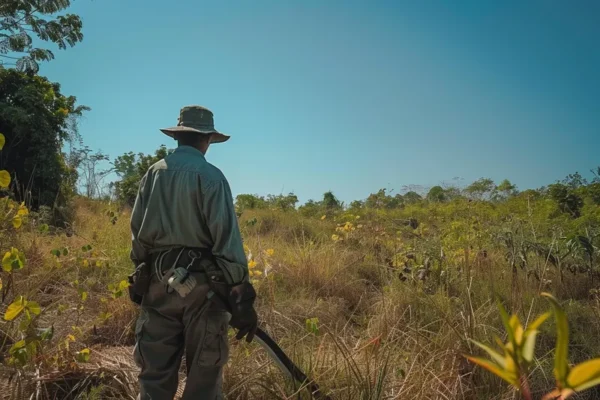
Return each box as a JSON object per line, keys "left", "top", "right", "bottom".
{"left": 179, "top": 143, "right": 209, "bottom": 155}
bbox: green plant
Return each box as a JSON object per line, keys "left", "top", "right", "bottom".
{"left": 464, "top": 293, "right": 600, "bottom": 400}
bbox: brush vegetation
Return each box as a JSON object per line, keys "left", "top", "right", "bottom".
{"left": 1, "top": 139, "right": 600, "bottom": 399}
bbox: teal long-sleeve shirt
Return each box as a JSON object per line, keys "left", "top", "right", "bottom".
{"left": 129, "top": 145, "right": 248, "bottom": 285}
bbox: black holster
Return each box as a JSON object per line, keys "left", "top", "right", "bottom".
{"left": 128, "top": 261, "right": 152, "bottom": 305}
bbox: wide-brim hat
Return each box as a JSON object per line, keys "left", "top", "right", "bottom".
{"left": 160, "top": 105, "right": 230, "bottom": 144}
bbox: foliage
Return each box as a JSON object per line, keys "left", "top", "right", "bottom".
{"left": 0, "top": 69, "right": 88, "bottom": 225}
{"left": 0, "top": 0, "right": 83, "bottom": 73}
{"left": 426, "top": 185, "right": 446, "bottom": 202}
{"left": 465, "top": 178, "right": 496, "bottom": 200}
{"left": 548, "top": 183, "right": 584, "bottom": 218}
{"left": 465, "top": 293, "right": 600, "bottom": 400}
{"left": 111, "top": 145, "right": 170, "bottom": 206}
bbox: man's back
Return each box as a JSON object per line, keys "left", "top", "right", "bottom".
{"left": 130, "top": 106, "right": 257, "bottom": 400}
{"left": 130, "top": 145, "right": 247, "bottom": 284}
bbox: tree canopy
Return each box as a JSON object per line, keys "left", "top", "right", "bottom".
{"left": 0, "top": 68, "right": 88, "bottom": 224}
{"left": 1, "top": 0, "right": 83, "bottom": 73}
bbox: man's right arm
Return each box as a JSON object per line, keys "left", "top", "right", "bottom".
{"left": 130, "top": 172, "right": 150, "bottom": 266}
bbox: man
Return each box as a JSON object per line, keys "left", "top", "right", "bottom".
{"left": 129, "top": 105, "right": 258, "bottom": 400}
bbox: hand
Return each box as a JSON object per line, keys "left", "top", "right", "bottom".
{"left": 227, "top": 281, "right": 258, "bottom": 343}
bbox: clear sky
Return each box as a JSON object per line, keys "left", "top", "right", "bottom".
{"left": 39, "top": 0, "right": 599, "bottom": 204}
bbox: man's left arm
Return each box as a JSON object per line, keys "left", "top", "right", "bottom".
{"left": 202, "top": 178, "right": 249, "bottom": 285}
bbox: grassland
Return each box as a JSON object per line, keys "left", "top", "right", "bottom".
{"left": 1, "top": 189, "right": 599, "bottom": 400}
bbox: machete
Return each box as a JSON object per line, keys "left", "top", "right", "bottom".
{"left": 208, "top": 290, "right": 331, "bottom": 400}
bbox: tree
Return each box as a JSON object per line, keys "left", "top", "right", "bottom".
{"left": 0, "top": 68, "right": 88, "bottom": 223}
{"left": 235, "top": 194, "right": 267, "bottom": 214}
{"left": 548, "top": 183, "right": 584, "bottom": 219}
{"left": 322, "top": 191, "right": 342, "bottom": 210}
{"left": 112, "top": 145, "right": 170, "bottom": 206}
{"left": 0, "top": 0, "right": 83, "bottom": 73}
{"left": 403, "top": 191, "right": 422, "bottom": 204}
{"left": 562, "top": 172, "right": 587, "bottom": 189}
{"left": 365, "top": 188, "right": 402, "bottom": 209}
{"left": 266, "top": 193, "right": 298, "bottom": 211}
{"left": 427, "top": 186, "right": 446, "bottom": 202}
{"left": 495, "top": 179, "right": 518, "bottom": 200}
{"left": 76, "top": 147, "right": 112, "bottom": 198}
{"left": 465, "top": 178, "right": 496, "bottom": 200}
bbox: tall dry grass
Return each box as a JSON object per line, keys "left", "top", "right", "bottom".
{"left": 0, "top": 197, "right": 599, "bottom": 399}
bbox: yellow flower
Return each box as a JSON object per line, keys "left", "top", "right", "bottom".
{"left": 253, "top": 270, "right": 263, "bottom": 276}
{"left": 265, "top": 248, "right": 275, "bottom": 257}
{"left": 82, "top": 259, "right": 89, "bottom": 267}
{"left": 248, "top": 260, "right": 257, "bottom": 269}
{"left": 321, "top": 215, "right": 326, "bottom": 220}
{"left": 332, "top": 234, "right": 340, "bottom": 241}
{"left": 243, "top": 243, "right": 250, "bottom": 253}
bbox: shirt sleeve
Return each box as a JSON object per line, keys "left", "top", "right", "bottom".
{"left": 202, "top": 178, "right": 248, "bottom": 285}
{"left": 130, "top": 172, "right": 150, "bottom": 266}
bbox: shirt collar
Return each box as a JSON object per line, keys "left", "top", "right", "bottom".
{"left": 174, "top": 145, "right": 206, "bottom": 160}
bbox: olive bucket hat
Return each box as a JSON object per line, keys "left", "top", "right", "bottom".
{"left": 160, "top": 105, "right": 230, "bottom": 144}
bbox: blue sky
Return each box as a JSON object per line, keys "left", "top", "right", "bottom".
{"left": 38, "top": 0, "right": 599, "bottom": 204}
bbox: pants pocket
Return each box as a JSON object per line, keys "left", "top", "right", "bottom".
{"left": 198, "top": 312, "right": 230, "bottom": 367}
{"left": 133, "top": 309, "right": 148, "bottom": 369}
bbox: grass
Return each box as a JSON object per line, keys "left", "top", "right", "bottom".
{"left": 0, "top": 195, "right": 599, "bottom": 399}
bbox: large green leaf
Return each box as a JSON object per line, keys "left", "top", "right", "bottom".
{"left": 542, "top": 292, "right": 570, "bottom": 385}
{"left": 470, "top": 340, "right": 507, "bottom": 368}
{"left": 466, "top": 356, "right": 519, "bottom": 386}
{"left": 4, "top": 296, "right": 26, "bottom": 321}
{"left": 567, "top": 358, "right": 600, "bottom": 393}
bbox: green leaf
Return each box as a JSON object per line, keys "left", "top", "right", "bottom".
{"left": 526, "top": 311, "right": 551, "bottom": 333}
{"left": 81, "top": 291, "right": 88, "bottom": 302}
{"left": 2, "top": 252, "right": 14, "bottom": 272}
{"left": 19, "top": 317, "right": 31, "bottom": 332}
{"left": 9, "top": 340, "right": 26, "bottom": 355}
{"left": 76, "top": 348, "right": 91, "bottom": 362}
{"left": 542, "top": 292, "right": 570, "bottom": 385}
{"left": 522, "top": 312, "right": 551, "bottom": 363}
{"left": 26, "top": 301, "right": 41, "bottom": 316}
{"left": 497, "top": 299, "right": 518, "bottom": 352}
{"left": 12, "top": 215, "right": 22, "bottom": 229}
{"left": 40, "top": 326, "right": 54, "bottom": 341}
{"left": 466, "top": 355, "right": 519, "bottom": 387}
{"left": 470, "top": 340, "right": 507, "bottom": 369}
{"left": 39, "top": 224, "right": 49, "bottom": 233}
{"left": 51, "top": 249, "right": 61, "bottom": 257}
{"left": 0, "top": 170, "right": 11, "bottom": 188}
{"left": 118, "top": 280, "right": 130, "bottom": 291}
{"left": 62, "top": 248, "right": 69, "bottom": 256}
{"left": 5, "top": 296, "right": 26, "bottom": 321}
{"left": 567, "top": 358, "right": 600, "bottom": 393}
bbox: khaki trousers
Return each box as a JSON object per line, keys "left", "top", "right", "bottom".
{"left": 134, "top": 271, "right": 231, "bottom": 400}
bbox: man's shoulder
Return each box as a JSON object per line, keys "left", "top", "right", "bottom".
{"left": 203, "top": 161, "right": 228, "bottom": 187}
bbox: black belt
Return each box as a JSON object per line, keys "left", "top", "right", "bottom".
{"left": 149, "top": 247, "right": 215, "bottom": 273}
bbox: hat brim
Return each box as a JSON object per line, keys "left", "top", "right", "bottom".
{"left": 160, "top": 126, "right": 230, "bottom": 144}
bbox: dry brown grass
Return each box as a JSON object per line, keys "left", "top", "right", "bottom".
{"left": 1, "top": 198, "right": 599, "bottom": 399}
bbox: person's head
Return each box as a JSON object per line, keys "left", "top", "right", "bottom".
{"left": 160, "top": 105, "right": 231, "bottom": 151}
{"left": 174, "top": 131, "right": 213, "bottom": 154}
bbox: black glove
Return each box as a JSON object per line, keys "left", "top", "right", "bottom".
{"left": 227, "top": 281, "right": 258, "bottom": 343}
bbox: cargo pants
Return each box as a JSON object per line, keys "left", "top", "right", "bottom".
{"left": 134, "top": 270, "right": 231, "bottom": 400}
